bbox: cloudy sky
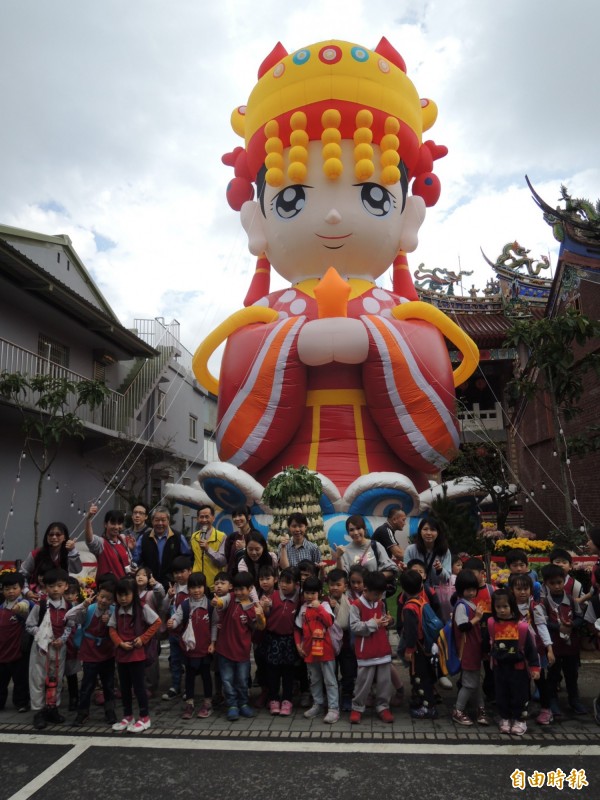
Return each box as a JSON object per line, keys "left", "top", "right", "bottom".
{"left": 2, "top": 0, "right": 599, "bottom": 363}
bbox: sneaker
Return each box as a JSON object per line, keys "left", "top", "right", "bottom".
{"left": 299, "top": 692, "right": 312, "bottom": 708}
{"left": 324, "top": 709, "right": 339, "bottom": 724}
{"left": 410, "top": 705, "right": 438, "bottom": 720}
{"left": 226, "top": 706, "right": 240, "bottom": 721}
{"left": 303, "top": 704, "right": 323, "bottom": 720}
{"left": 182, "top": 703, "right": 194, "bottom": 720}
{"left": 112, "top": 716, "right": 134, "bottom": 732}
{"left": 349, "top": 710, "right": 362, "bottom": 724}
{"left": 498, "top": 718, "right": 511, "bottom": 733}
{"left": 197, "top": 701, "right": 213, "bottom": 719}
{"left": 128, "top": 717, "right": 151, "bottom": 733}
{"left": 549, "top": 698, "right": 562, "bottom": 717}
{"left": 33, "top": 711, "right": 47, "bottom": 730}
{"left": 279, "top": 700, "right": 293, "bottom": 716}
{"left": 452, "top": 708, "right": 474, "bottom": 726}
{"left": 536, "top": 708, "right": 554, "bottom": 726}
{"left": 476, "top": 707, "right": 491, "bottom": 726}
{"left": 269, "top": 701, "right": 281, "bottom": 715}
{"left": 510, "top": 720, "right": 527, "bottom": 736}
{"left": 593, "top": 696, "right": 600, "bottom": 726}
{"left": 161, "top": 688, "right": 180, "bottom": 701}
{"left": 438, "top": 676, "right": 453, "bottom": 689}
{"left": 341, "top": 697, "right": 353, "bottom": 712}
{"left": 239, "top": 704, "right": 255, "bottom": 718}
{"left": 72, "top": 711, "right": 89, "bottom": 727}
{"left": 569, "top": 699, "right": 588, "bottom": 715}
{"left": 378, "top": 708, "right": 394, "bottom": 723}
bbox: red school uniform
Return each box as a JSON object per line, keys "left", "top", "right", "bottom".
{"left": 0, "top": 599, "right": 30, "bottom": 663}
{"left": 108, "top": 605, "right": 160, "bottom": 663}
{"left": 265, "top": 589, "right": 299, "bottom": 636}
{"left": 215, "top": 593, "right": 263, "bottom": 662}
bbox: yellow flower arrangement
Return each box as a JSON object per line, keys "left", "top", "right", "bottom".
{"left": 494, "top": 538, "right": 554, "bottom": 553}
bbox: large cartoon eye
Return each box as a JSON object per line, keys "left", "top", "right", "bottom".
{"left": 273, "top": 185, "right": 306, "bottom": 219}
{"left": 360, "top": 183, "right": 394, "bottom": 216}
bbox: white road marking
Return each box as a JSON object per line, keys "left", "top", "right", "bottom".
{"left": 7, "top": 742, "right": 89, "bottom": 800}
{"left": 0, "top": 733, "right": 597, "bottom": 758}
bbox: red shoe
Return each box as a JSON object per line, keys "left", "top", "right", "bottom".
{"left": 378, "top": 709, "right": 394, "bottom": 724}
{"left": 350, "top": 710, "right": 362, "bottom": 724}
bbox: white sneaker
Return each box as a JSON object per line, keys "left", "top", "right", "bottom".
{"left": 128, "top": 717, "right": 151, "bottom": 733}
{"left": 303, "top": 704, "right": 323, "bottom": 719}
{"left": 324, "top": 710, "right": 339, "bottom": 724}
{"left": 112, "top": 716, "right": 133, "bottom": 732}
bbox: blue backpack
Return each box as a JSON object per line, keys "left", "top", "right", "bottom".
{"left": 436, "top": 600, "right": 468, "bottom": 677}
{"left": 405, "top": 595, "right": 445, "bottom": 653}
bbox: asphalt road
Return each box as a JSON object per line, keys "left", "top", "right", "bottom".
{"left": 2, "top": 736, "right": 598, "bottom": 800}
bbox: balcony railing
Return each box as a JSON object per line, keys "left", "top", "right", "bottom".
{"left": 457, "top": 401, "right": 504, "bottom": 432}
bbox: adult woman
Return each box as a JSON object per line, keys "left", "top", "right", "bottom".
{"left": 403, "top": 517, "right": 451, "bottom": 587}
{"left": 237, "top": 532, "right": 278, "bottom": 595}
{"left": 225, "top": 506, "right": 259, "bottom": 575}
{"left": 20, "top": 521, "right": 82, "bottom": 599}
{"left": 335, "top": 515, "right": 397, "bottom": 576}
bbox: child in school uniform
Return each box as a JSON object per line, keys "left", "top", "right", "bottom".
{"left": 326, "top": 568, "right": 356, "bottom": 712}
{"left": 451, "top": 569, "right": 490, "bottom": 726}
{"left": 168, "top": 571, "right": 217, "bottom": 719}
{"left": 295, "top": 576, "right": 339, "bottom": 724}
{"left": 253, "top": 564, "right": 277, "bottom": 709}
{"left": 509, "top": 572, "right": 555, "bottom": 725}
{"left": 26, "top": 568, "right": 74, "bottom": 730}
{"left": 212, "top": 571, "right": 265, "bottom": 721}
{"left": 260, "top": 567, "right": 300, "bottom": 716}
{"left": 135, "top": 566, "right": 166, "bottom": 695}
{"left": 162, "top": 555, "right": 193, "bottom": 701}
{"left": 548, "top": 549, "right": 585, "bottom": 603}
{"left": 108, "top": 577, "right": 161, "bottom": 733}
{"left": 67, "top": 579, "right": 117, "bottom": 726}
{"left": 540, "top": 563, "right": 586, "bottom": 716}
{"left": 64, "top": 577, "right": 84, "bottom": 712}
{"left": 463, "top": 557, "right": 495, "bottom": 700}
{"left": 350, "top": 571, "right": 395, "bottom": 724}
{"left": 399, "top": 569, "right": 438, "bottom": 721}
{"left": 0, "top": 572, "right": 32, "bottom": 713}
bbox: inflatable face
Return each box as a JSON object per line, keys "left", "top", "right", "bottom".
{"left": 193, "top": 38, "right": 479, "bottom": 509}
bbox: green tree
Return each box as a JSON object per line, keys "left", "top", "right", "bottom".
{"left": 0, "top": 372, "right": 109, "bottom": 546}
{"left": 504, "top": 309, "right": 600, "bottom": 529}
{"left": 443, "top": 443, "right": 514, "bottom": 532}
{"left": 429, "top": 484, "right": 481, "bottom": 555}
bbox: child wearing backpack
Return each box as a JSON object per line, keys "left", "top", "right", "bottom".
{"left": 399, "top": 569, "right": 439, "bottom": 720}
{"left": 167, "top": 571, "right": 217, "bottom": 720}
{"left": 295, "top": 576, "right": 339, "bottom": 723}
{"left": 509, "top": 572, "right": 555, "bottom": 726}
{"left": 326, "top": 568, "right": 356, "bottom": 712}
{"left": 66, "top": 578, "right": 117, "bottom": 726}
{"left": 451, "top": 569, "right": 490, "bottom": 726}
{"left": 488, "top": 588, "right": 540, "bottom": 735}
{"left": 108, "top": 577, "right": 161, "bottom": 733}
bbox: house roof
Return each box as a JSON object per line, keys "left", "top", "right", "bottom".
{"left": 0, "top": 236, "right": 157, "bottom": 358}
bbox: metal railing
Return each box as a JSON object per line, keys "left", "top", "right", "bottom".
{"left": 1, "top": 319, "right": 194, "bottom": 436}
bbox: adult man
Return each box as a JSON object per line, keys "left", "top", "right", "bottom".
{"left": 278, "top": 512, "right": 321, "bottom": 569}
{"left": 371, "top": 506, "right": 406, "bottom": 562}
{"left": 132, "top": 506, "right": 191, "bottom": 588}
{"left": 190, "top": 505, "right": 226, "bottom": 591}
{"left": 123, "top": 502, "right": 152, "bottom": 551}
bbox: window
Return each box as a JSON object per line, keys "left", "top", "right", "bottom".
{"left": 38, "top": 334, "right": 70, "bottom": 368}
{"left": 157, "top": 388, "right": 167, "bottom": 419}
{"left": 93, "top": 361, "right": 106, "bottom": 382}
{"left": 189, "top": 414, "right": 198, "bottom": 442}
{"left": 204, "top": 436, "right": 218, "bottom": 462}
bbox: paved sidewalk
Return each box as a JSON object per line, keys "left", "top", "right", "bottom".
{"left": 2, "top": 656, "right": 599, "bottom": 744}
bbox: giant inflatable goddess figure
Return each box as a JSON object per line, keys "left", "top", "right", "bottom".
{"left": 193, "top": 38, "right": 479, "bottom": 514}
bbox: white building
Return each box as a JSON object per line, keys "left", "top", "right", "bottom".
{"left": 0, "top": 223, "right": 216, "bottom": 559}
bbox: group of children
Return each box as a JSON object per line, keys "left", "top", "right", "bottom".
{"left": 0, "top": 541, "right": 598, "bottom": 735}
